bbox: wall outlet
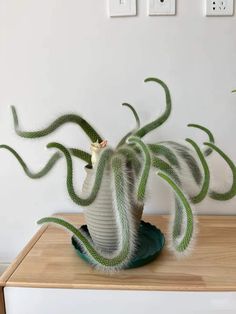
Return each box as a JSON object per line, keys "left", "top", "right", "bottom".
{"left": 108, "top": 0, "right": 137, "bottom": 17}
{"left": 148, "top": 0, "right": 176, "bottom": 16}
{"left": 205, "top": 0, "right": 234, "bottom": 16}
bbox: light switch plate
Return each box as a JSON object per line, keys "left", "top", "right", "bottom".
{"left": 205, "top": 0, "right": 234, "bottom": 16}
{"left": 108, "top": 0, "right": 137, "bottom": 17}
{"left": 148, "top": 0, "right": 176, "bottom": 15}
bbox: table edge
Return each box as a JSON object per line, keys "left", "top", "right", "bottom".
{"left": 0, "top": 224, "right": 48, "bottom": 286}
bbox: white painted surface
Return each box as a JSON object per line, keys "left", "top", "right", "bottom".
{"left": 0, "top": 263, "right": 9, "bottom": 275}
{"left": 4, "top": 288, "right": 236, "bottom": 314}
{"left": 109, "top": 0, "right": 137, "bottom": 17}
{"left": 0, "top": 0, "right": 236, "bottom": 263}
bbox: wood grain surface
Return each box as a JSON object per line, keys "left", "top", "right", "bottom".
{"left": 0, "top": 224, "right": 48, "bottom": 285}
{"left": 4, "top": 214, "right": 236, "bottom": 291}
{"left": 0, "top": 287, "right": 5, "bottom": 314}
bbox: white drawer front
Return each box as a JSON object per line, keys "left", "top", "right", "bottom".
{"left": 4, "top": 288, "right": 236, "bottom": 314}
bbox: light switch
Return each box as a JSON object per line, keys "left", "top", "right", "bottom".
{"left": 108, "top": 0, "right": 137, "bottom": 17}
{"left": 148, "top": 0, "right": 176, "bottom": 15}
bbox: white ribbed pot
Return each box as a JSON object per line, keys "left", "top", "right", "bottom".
{"left": 82, "top": 165, "right": 143, "bottom": 253}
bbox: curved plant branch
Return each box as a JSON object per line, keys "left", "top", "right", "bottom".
{"left": 0, "top": 145, "right": 91, "bottom": 179}
{"left": 134, "top": 77, "right": 172, "bottom": 138}
{"left": 204, "top": 142, "right": 236, "bottom": 201}
{"left": 11, "top": 106, "right": 103, "bottom": 143}
{"left": 158, "top": 172, "right": 194, "bottom": 253}
{"left": 117, "top": 103, "right": 141, "bottom": 147}
{"left": 69, "top": 148, "right": 92, "bottom": 165}
{"left": 185, "top": 139, "right": 210, "bottom": 204}
{"left": 38, "top": 153, "right": 136, "bottom": 270}
{"left": 0, "top": 145, "right": 61, "bottom": 179}
{"left": 122, "top": 103, "right": 141, "bottom": 129}
{"left": 166, "top": 142, "right": 203, "bottom": 185}
{"left": 127, "top": 136, "right": 151, "bottom": 203}
{"left": 148, "top": 144, "right": 181, "bottom": 169}
{"left": 47, "top": 142, "right": 113, "bottom": 206}
{"left": 152, "top": 156, "right": 180, "bottom": 185}
{"left": 188, "top": 124, "right": 215, "bottom": 157}
{"left": 116, "top": 145, "right": 141, "bottom": 175}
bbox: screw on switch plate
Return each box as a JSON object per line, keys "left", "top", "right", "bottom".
{"left": 148, "top": 0, "right": 176, "bottom": 16}
{"left": 108, "top": 0, "right": 137, "bottom": 17}
{"left": 205, "top": 0, "right": 234, "bottom": 16}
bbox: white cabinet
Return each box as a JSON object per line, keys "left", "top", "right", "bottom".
{"left": 4, "top": 288, "right": 236, "bottom": 314}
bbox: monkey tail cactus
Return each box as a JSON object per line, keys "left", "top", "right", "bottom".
{"left": 38, "top": 153, "right": 137, "bottom": 271}
{"left": 1, "top": 77, "right": 235, "bottom": 271}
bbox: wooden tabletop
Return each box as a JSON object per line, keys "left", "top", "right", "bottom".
{"left": 1, "top": 214, "right": 236, "bottom": 292}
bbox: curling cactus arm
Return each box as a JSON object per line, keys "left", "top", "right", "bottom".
{"left": 122, "top": 103, "right": 141, "bottom": 129}
{"left": 117, "top": 103, "right": 141, "bottom": 147}
{"left": 168, "top": 142, "right": 203, "bottom": 186}
{"left": 188, "top": 124, "right": 215, "bottom": 157}
{"left": 116, "top": 145, "right": 141, "bottom": 175}
{"left": 11, "top": 106, "right": 103, "bottom": 143}
{"left": 0, "top": 145, "right": 92, "bottom": 179}
{"left": 148, "top": 144, "right": 181, "bottom": 169}
{"left": 47, "top": 142, "right": 113, "bottom": 206}
{"left": 151, "top": 153, "right": 184, "bottom": 243}
{"left": 127, "top": 136, "right": 151, "bottom": 202}
{"left": 158, "top": 172, "right": 194, "bottom": 253}
{"left": 69, "top": 148, "right": 92, "bottom": 165}
{"left": 152, "top": 156, "right": 180, "bottom": 185}
{"left": 186, "top": 138, "right": 210, "bottom": 204}
{"left": 0, "top": 145, "right": 61, "bottom": 179}
{"left": 38, "top": 154, "right": 136, "bottom": 270}
{"left": 204, "top": 142, "right": 236, "bottom": 200}
{"left": 134, "top": 77, "right": 172, "bottom": 138}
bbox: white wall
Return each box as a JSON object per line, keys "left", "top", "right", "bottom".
{"left": 0, "top": 0, "right": 236, "bottom": 263}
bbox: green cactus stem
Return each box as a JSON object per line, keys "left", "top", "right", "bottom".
{"left": 127, "top": 136, "right": 151, "bottom": 203}
{"left": 122, "top": 103, "right": 141, "bottom": 129}
{"left": 134, "top": 77, "right": 172, "bottom": 138}
{"left": 167, "top": 142, "right": 203, "bottom": 186}
{"left": 38, "top": 154, "right": 136, "bottom": 270}
{"left": 158, "top": 172, "right": 194, "bottom": 253}
{"left": 186, "top": 138, "right": 210, "bottom": 204}
{"left": 148, "top": 144, "right": 180, "bottom": 169}
{"left": 204, "top": 142, "right": 236, "bottom": 201}
{"left": 0, "top": 145, "right": 91, "bottom": 179}
{"left": 188, "top": 124, "right": 215, "bottom": 157}
{"left": 116, "top": 145, "right": 141, "bottom": 175}
{"left": 47, "top": 142, "right": 113, "bottom": 206}
{"left": 69, "top": 148, "right": 92, "bottom": 165}
{"left": 117, "top": 103, "right": 141, "bottom": 147}
{"left": 11, "top": 106, "right": 103, "bottom": 143}
{"left": 152, "top": 156, "right": 180, "bottom": 185}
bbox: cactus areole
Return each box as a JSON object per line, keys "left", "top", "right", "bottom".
{"left": 2, "top": 77, "right": 235, "bottom": 272}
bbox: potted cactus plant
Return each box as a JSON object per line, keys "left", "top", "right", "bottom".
{"left": 1, "top": 77, "right": 235, "bottom": 272}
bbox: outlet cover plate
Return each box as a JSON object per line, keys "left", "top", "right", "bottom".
{"left": 206, "top": 0, "right": 234, "bottom": 16}
{"left": 108, "top": 0, "right": 137, "bottom": 17}
{"left": 148, "top": 0, "right": 176, "bottom": 16}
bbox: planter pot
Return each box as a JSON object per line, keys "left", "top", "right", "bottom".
{"left": 82, "top": 164, "right": 143, "bottom": 253}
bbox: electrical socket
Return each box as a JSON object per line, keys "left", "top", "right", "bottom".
{"left": 205, "top": 0, "right": 234, "bottom": 16}
{"left": 148, "top": 0, "right": 176, "bottom": 16}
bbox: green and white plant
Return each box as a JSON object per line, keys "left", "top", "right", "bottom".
{"left": 1, "top": 77, "right": 235, "bottom": 272}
